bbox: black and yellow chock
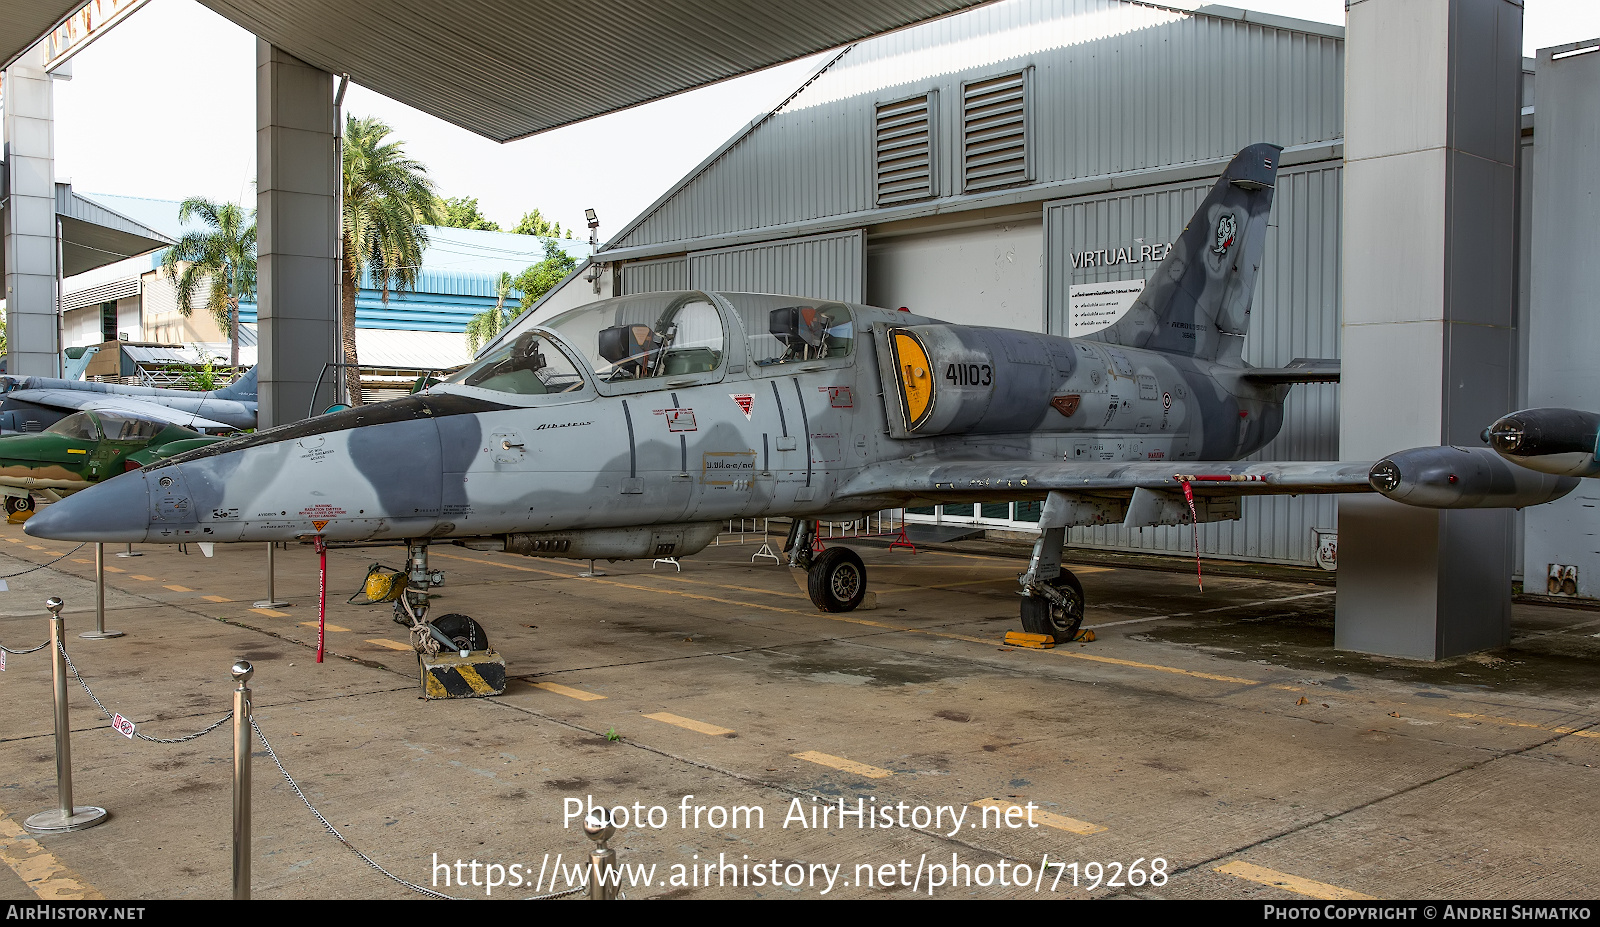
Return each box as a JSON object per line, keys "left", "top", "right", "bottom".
{"left": 419, "top": 649, "right": 507, "bottom": 699}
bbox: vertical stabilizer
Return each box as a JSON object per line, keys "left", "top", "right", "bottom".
{"left": 213, "top": 365, "right": 258, "bottom": 402}
{"left": 1086, "top": 143, "right": 1281, "bottom": 365}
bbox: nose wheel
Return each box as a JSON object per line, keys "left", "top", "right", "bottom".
{"left": 807, "top": 547, "right": 867, "bottom": 612}
{"left": 4, "top": 494, "right": 35, "bottom": 516}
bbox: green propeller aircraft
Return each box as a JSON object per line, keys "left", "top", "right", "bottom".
{"left": 0, "top": 410, "right": 223, "bottom": 517}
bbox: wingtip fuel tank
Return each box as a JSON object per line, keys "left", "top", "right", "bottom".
{"left": 1481, "top": 407, "right": 1600, "bottom": 477}
{"left": 1369, "top": 445, "right": 1579, "bottom": 509}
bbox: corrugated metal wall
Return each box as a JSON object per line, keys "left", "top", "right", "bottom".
{"left": 614, "top": 0, "right": 1342, "bottom": 252}
{"left": 686, "top": 230, "right": 865, "bottom": 302}
{"left": 621, "top": 257, "right": 689, "bottom": 295}
{"left": 1045, "top": 161, "right": 1343, "bottom": 563}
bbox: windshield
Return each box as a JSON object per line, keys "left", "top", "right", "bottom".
{"left": 541, "top": 291, "right": 724, "bottom": 382}
{"left": 443, "top": 332, "right": 587, "bottom": 395}
{"left": 94, "top": 411, "right": 166, "bottom": 441}
{"left": 44, "top": 412, "right": 101, "bottom": 440}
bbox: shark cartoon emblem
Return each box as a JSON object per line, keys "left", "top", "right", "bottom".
{"left": 27, "top": 143, "right": 1573, "bottom": 651}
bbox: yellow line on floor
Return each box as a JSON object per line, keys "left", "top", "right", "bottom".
{"left": 366, "top": 639, "right": 413, "bottom": 651}
{"left": 164, "top": 585, "right": 194, "bottom": 592}
{"left": 969, "top": 799, "right": 1105, "bottom": 835}
{"left": 24, "top": 545, "right": 42, "bottom": 550}
{"left": 0, "top": 803, "right": 104, "bottom": 900}
{"left": 251, "top": 607, "right": 290, "bottom": 618}
{"left": 103, "top": 566, "right": 124, "bottom": 573}
{"left": 1449, "top": 711, "right": 1600, "bottom": 739}
{"left": 923, "top": 577, "right": 1023, "bottom": 590}
{"left": 437, "top": 550, "right": 1269, "bottom": 687}
{"left": 1215, "top": 861, "right": 1374, "bottom": 900}
{"left": 644, "top": 711, "right": 734, "bottom": 736}
{"left": 792, "top": 751, "right": 891, "bottom": 778}
{"left": 129, "top": 574, "right": 155, "bottom": 581}
{"left": 43, "top": 550, "right": 64, "bottom": 556}
{"left": 662, "top": 574, "right": 809, "bottom": 599}
{"left": 4, "top": 538, "right": 19, "bottom": 543}
{"left": 70, "top": 559, "right": 92, "bottom": 565}
{"left": 302, "top": 621, "right": 350, "bottom": 633}
{"left": 530, "top": 681, "right": 606, "bottom": 701}
{"left": 202, "top": 595, "right": 232, "bottom": 603}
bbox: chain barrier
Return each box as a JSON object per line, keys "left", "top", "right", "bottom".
{"left": 2, "top": 638, "right": 50, "bottom": 655}
{"left": 0, "top": 542, "right": 88, "bottom": 579}
{"left": 250, "top": 717, "right": 466, "bottom": 900}
{"left": 58, "top": 643, "right": 233, "bottom": 743}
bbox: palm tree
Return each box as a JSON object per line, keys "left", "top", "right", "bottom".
{"left": 160, "top": 198, "right": 256, "bottom": 370}
{"left": 465, "top": 272, "right": 514, "bottom": 354}
{"left": 342, "top": 115, "right": 440, "bottom": 404}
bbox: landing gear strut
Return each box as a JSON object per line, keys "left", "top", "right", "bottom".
{"left": 1018, "top": 522, "right": 1085, "bottom": 643}
{"left": 393, "top": 540, "right": 489, "bottom": 654}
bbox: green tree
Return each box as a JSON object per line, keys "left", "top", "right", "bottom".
{"left": 510, "top": 209, "right": 572, "bottom": 239}
{"left": 512, "top": 239, "right": 579, "bottom": 312}
{"left": 160, "top": 198, "right": 257, "bottom": 369}
{"left": 342, "top": 115, "right": 441, "bottom": 405}
{"left": 436, "top": 195, "right": 499, "bottom": 232}
{"left": 464, "top": 272, "right": 514, "bottom": 354}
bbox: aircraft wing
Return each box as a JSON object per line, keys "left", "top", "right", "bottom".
{"left": 9, "top": 390, "right": 237, "bottom": 433}
{"left": 837, "top": 458, "right": 1375, "bottom": 503}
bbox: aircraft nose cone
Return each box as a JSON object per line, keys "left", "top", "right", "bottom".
{"left": 24, "top": 471, "right": 151, "bottom": 543}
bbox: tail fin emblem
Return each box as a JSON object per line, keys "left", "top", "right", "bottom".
{"left": 1211, "top": 214, "right": 1238, "bottom": 255}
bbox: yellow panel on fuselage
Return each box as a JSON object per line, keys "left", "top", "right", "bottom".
{"left": 891, "top": 331, "right": 934, "bottom": 431}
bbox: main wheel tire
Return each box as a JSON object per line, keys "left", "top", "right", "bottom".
{"left": 807, "top": 547, "right": 867, "bottom": 613}
{"left": 1019, "top": 570, "right": 1085, "bottom": 643}
{"left": 430, "top": 613, "right": 489, "bottom": 651}
{"left": 4, "top": 495, "right": 34, "bottom": 516}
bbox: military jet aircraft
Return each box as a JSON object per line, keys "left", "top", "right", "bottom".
{"left": 0, "top": 366, "right": 258, "bottom": 435}
{"left": 25, "top": 144, "right": 1572, "bottom": 649}
{"left": 0, "top": 410, "right": 221, "bottom": 515}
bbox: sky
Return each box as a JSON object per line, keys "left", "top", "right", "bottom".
{"left": 45, "top": 0, "right": 1600, "bottom": 246}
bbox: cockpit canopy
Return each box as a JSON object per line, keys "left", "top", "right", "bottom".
{"left": 43, "top": 410, "right": 170, "bottom": 442}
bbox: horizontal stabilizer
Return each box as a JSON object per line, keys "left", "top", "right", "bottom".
{"left": 1239, "top": 358, "right": 1340, "bottom": 385}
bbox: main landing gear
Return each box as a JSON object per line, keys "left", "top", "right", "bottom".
{"left": 392, "top": 540, "right": 489, "bottom": 654}
{"left": 1018, "top": 523, "right": 1085, "bottom": 643}
{"left": 785, "top": 519, "right": 869, "bottom": 613}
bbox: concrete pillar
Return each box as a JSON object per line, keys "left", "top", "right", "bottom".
{"left": 256, "top": 41, "right": 337, "bottom": 427}
{"left": 3, "top": 42, "right": 61, "bottom": 377}
{"left": 1523, "top": 40, "right": 1600, "bottom": 600}
{"left": 1335, "top": 0, "right": 1523, "bottom": 659}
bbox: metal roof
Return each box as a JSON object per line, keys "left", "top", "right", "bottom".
{"left": 196, "top": 0, "right": 997, "bottom": 142}
{"left": 0, "top": 2, "right": 81, "bottom": 70}
{"left": 0, "top": 178, "right": 172, "bottom": 282}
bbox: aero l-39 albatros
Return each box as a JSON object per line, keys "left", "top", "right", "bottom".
{"left": 26, "top": 145, "right": 1575, "bottom": 651}
{"left": 0, "top": 366, "right": 258, "bottom": 435}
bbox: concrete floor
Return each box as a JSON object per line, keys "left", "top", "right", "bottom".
{"left": 0, "top": 521, "right": 1595, "bottom": 900}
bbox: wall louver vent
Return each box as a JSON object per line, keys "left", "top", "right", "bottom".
{"left": 962, "top": 71, "right": 1030, "bottom": 192}
{"left": 874, "top": 93, "right": 936, "bottom": 206}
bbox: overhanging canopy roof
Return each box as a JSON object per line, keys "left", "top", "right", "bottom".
{"left": 198, "top": 0, "right": 993, "bottom": 142}
{"left": 0, "top": 177, "right": 173, "bottom": 282}
{"left": 0, "top": 3, "right": 80, "bottom": 71}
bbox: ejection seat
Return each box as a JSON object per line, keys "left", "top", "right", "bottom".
{"left": 597, "top": 324, "right": 663, "bottom": 379}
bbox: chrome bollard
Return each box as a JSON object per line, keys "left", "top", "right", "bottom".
{"left": 80, "top": 543, "right": 124, "bottom": 640}
{"left": 584, "top": 809, "right": 620, "bottom": 900}
{"left": 253, "top": 544, "right": 288, "bottom": 609}
{"left": 232, "top": 660, "right": 254, "bottom": 900}
{"left": 114, "top": 543, "right": 141, "bottom": 558}
{"left": 24, "top": 597, "right": 109, "bottom": 833}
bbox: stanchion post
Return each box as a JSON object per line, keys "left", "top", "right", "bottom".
{"left": 81, "top": 543, "right": 124, "bottom": 640}
{"left": 584, "top": 809, "right": 620, "bottom": 900}
{"left": 114, "top": 543, "right": 141, "bottom": 558}
{"left": 232, "top": 660, "right": 254, "bottom": 901}
{"left": 254, "top": 543, "right": 289, "bottom": 609}
{"left": 24, "top": 597, "right": 108, "bottom": 834}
